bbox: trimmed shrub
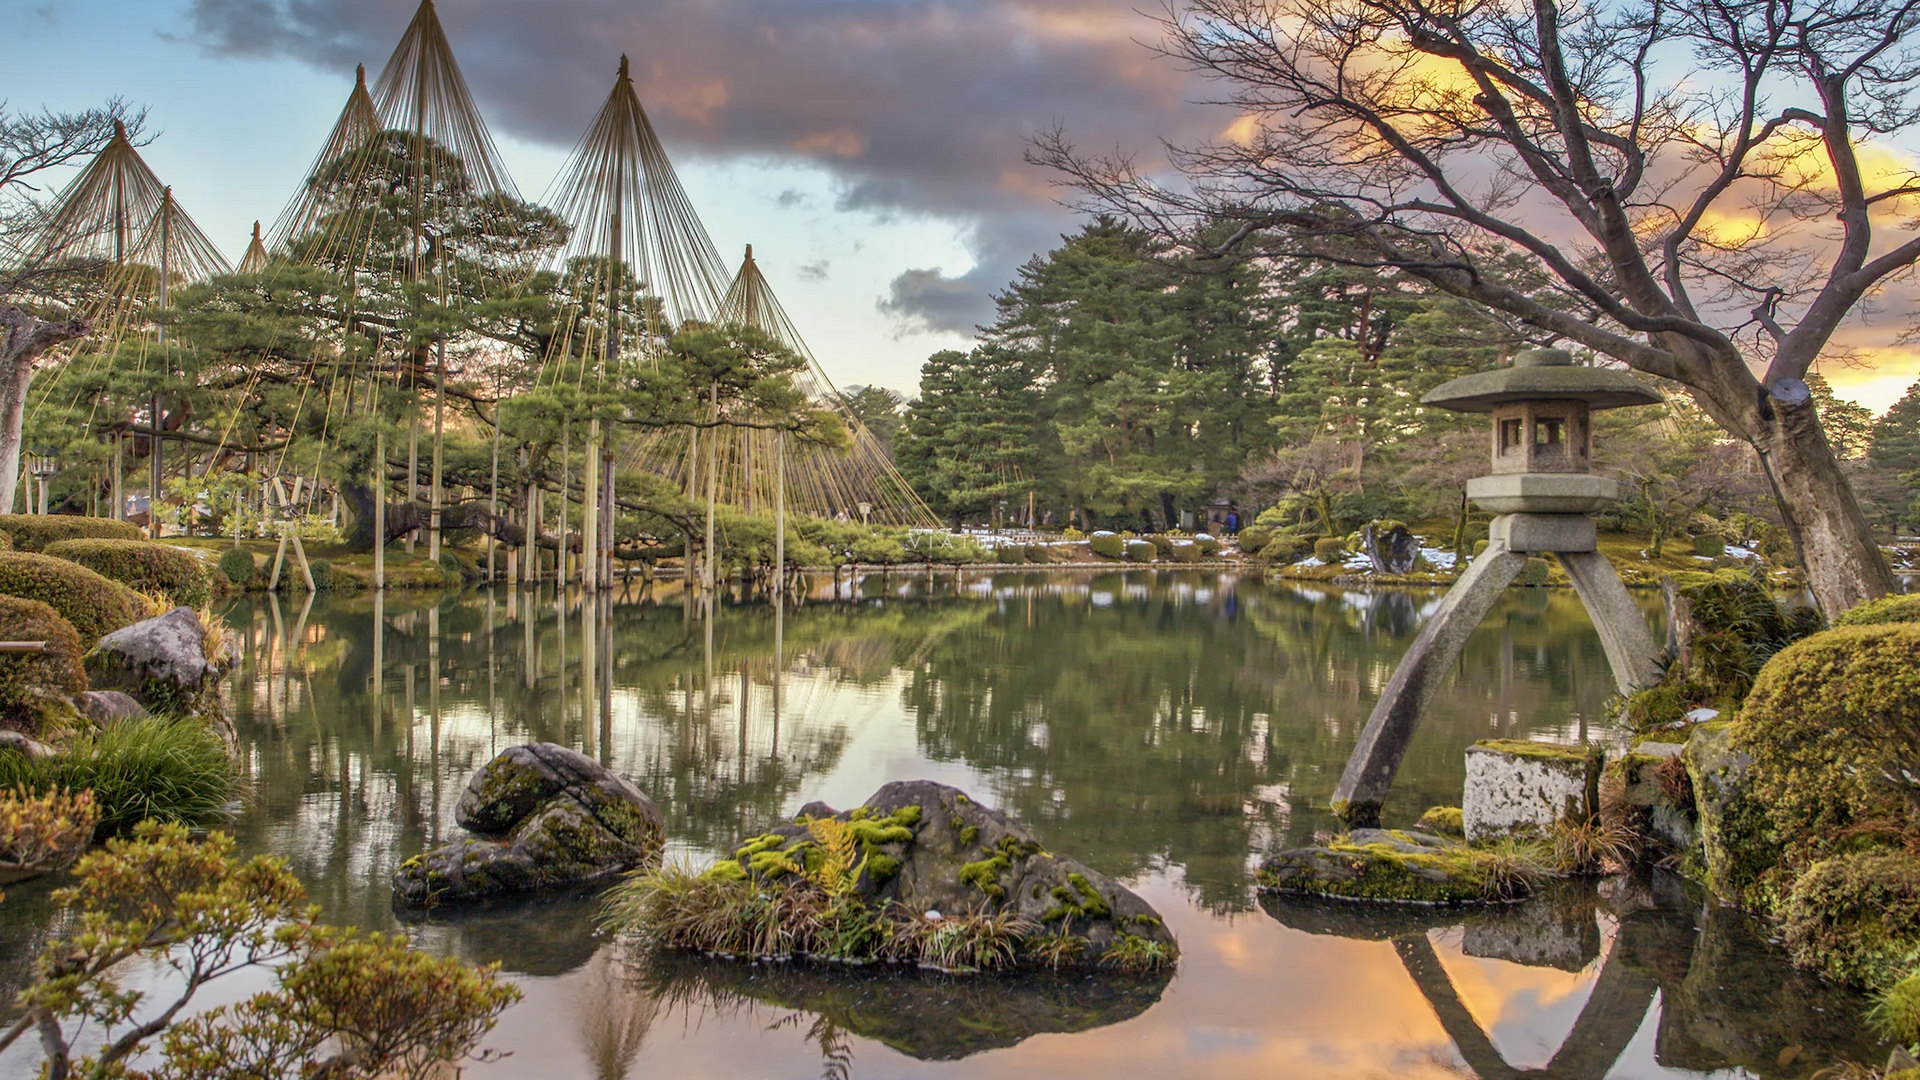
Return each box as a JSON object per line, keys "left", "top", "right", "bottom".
{"left": 1472, "top": 538, "right": 1490, "bottom": 558}
{"left": 437, "top": 549, "right": 473, "bottom": 584}
{"left": 0, "top": 552, "right": 145, "bottom": 647}
{"left": 0, "top": 515, "right": 142, "bottom": 553}
{"left": 0, "top": 596, "right": 86, "bottom": 729}
{"left": 44, "top": 538, "right": 211, "bottom": 608}
{"left": 1124, "top": 538, "right": 1157, "bottom": 562}
{"left": 1194, "top": 535, "right": 1222, "bottom": 556}
{"left": 1236, "top": 526, "right": 1272, "bottom": 554}
{"left": 1022, "top": 545, "right": 1050, "bottom": 564}
{"left": 1734, "top": 624, "right": 1920, "bottom": 859}
{"left": 0, "top": 716, "right": 236, "bottom": 838}
{"left": 307, "top": 558, "right": 334, "bottom": 591}
{"left": 1261, "top": 534, "right": 1312, "bottom": 563}
{"left": 1144, "top": 535, "right": 1177, "bottom": 558}
{"left": 1781, "top": 851, "right": 1920, "bottom": 989}
{"left": 1313, "top": 537, "right": 1347, "bottom": 563}
{"left": 1089, "top": 532, "right": 1125, "bottom": 559}
{"left": 217, "top": 547, "right": 257, "bottom": 588}
{"left": 1520, "top": 557, "right": 1552, "bottom": 586}
{"left": 1691, "top": 533, "right": 1727, "bottom": 557}
{"left": 1835, "top": 594, "right": 1920, "bottom": 628}
{"left": 1167, "top": 539, "right": 1200, "bottom": 563}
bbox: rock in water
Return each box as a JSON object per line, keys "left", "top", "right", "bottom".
{"left": 720, "top": 779, "right": 1174, "bottom": 965}
{"left": 1362, "top": 521, "right": 1421, "bottom": 575}
{"left": 84, "top": 608, "right": 232, "bottom": 718}
{"left": 393, "top": 743, "right": 664, "bottom": 906}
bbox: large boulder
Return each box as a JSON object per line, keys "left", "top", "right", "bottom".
{"left": 1682, "top": 722, "right": 1774, "bottom": 909}
{"left": 84, "top": 607, "right": 233, "bottom": 719}
{"left": 1361, "top": 520, "right": 1420, "bottom": 575}
{"left": 393, "top": 743, "right": 665, "bottom": 906}
{"left": 717, "top": 780, "right": 1174, "bottom": 966}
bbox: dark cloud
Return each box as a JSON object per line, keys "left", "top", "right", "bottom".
{"left": 180, "top": 0, "right": 1225, "bottom": 334}
{"left": 797, "top": 259, "right": 830, "bottom": 282}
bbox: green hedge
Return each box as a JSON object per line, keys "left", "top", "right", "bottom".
{"left": 217, "top": 547, "right": 257, "bottom": 587}
{"left": 1834, "top": 594, "right": 1920, "bottom": 628}
{"left": 1089, "top": 533, "right": 1125, "bottom": 559}
{"left": 0, "top": 596, "right": 86, "bottom": 728}
{"left": 1782, "top": 851, "right": 1920, "bottom": 989}
{"left": 0, "top": 515, "right": 143, "bottom": 553}
{"left": 1237, "top": 526, "right": 1272, "bottom": 554}
{"left": 1144, "top": 535, "right": 1177, "bottom": 558}
{"left": 0, "top": 552, "right": 146, "bottom": 647}
{"left": 1195, "top": 536, "right": 1222, "bottom": 556}
{"left": 1124, "top": 538, "right": 1157, "bottom": 562}
{"left": 1735, "top": 624, "right": 1920, "bottom": 866}
{"left": 44, "top": 539, "right": 211, "bottom": 608}
{"left": 1520, "top": 557, "right": 1552, "bottom": 586}
{"left": 1261, "top": 534, "right": 1312, "bottom": 563}
{"left": 308, "top": 558, "right": 334, "bottom": 591}
{"left": 1167, "top": 539, "right": 1200, "bottom": 563}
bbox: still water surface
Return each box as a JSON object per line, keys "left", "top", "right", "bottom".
{"left": 0, "top": 571, "right": 1880, "bottom": 1078}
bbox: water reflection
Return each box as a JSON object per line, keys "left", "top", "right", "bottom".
{"left": 0, "top": 572, "right": 1871, "bottom": 1080}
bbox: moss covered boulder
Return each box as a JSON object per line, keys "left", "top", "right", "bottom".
{"left": 1256, "top": 828, "right": 1542, "bottom": 905}
{"left": 716, "top": 780, "right": 1174, "bottom": 966}
{"left": 393, "top": 742, "right": 665, "bottom": 906}
{"left": 44, "top": 538, "right": 210, "bottom": 608}
{"left": 0, "top": 515, "right": 142, "bottom": 553}
{"left": 0, "top": 552, "right": 146, "bottom": 647}
{"left": 84, "top": 608, "right": 234, "bottom": 720}
{"left": 1781, "top": 851, "right": 1920, "bottom": 989}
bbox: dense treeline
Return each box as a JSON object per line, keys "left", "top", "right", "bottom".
{"left": 896, "top": 219, "right": 1920, "bottom": 550}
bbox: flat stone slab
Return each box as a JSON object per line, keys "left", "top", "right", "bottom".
{"left": 1257, "top": 828, "right": 1534, "bottom": 905}
{"left": 1463, "top": 739, "right": 1601, "bottom": 842}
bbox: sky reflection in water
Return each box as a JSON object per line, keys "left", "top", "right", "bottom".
{"left": 0, "top": 571, "right": 1880, "bottom": 1079}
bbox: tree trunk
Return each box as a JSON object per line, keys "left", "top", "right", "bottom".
{"left": 1752, "top": 395, "right": 1895, "bottom": 617}
{"left": 0, "top": 307, "right": 89, "bottom": 514}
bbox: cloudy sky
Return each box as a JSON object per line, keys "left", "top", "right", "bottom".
{"left": 13, "top": 0, "right": 1231, "bottom": 400}
{"left": 11, "top": 0, "right": 1919, "bottom": 410}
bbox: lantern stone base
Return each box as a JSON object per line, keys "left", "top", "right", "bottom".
{"left": 1467, "top": 473, "right": 1619, "bottom": 514}
{"left": 1330, "top": 526, "right": 1663, "bottom": 829}
{"left": 1490, "top": 513, "right": 1596, "bottom": 553}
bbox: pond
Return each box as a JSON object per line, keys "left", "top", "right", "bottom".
{"left": 0, "top": 571, "right": 1880, "bottom": 1078}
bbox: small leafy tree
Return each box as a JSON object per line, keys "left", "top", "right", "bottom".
{"left": 0, "top": 822, "right": 521, "bottom": 1080}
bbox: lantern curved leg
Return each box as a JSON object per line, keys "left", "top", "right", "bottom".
{"left": 1333, "top": 542, "right": 1529, "bottom": 827}
{"left": 1556, "top": 551, "right": 1662, "bottom": 694}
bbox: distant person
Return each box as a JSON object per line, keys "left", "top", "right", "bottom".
{"left": 1226, "top": 512, "right": 1239, "bottom": 536}
{"left": 835, "top": 509, "right": 850, "bottom": 523}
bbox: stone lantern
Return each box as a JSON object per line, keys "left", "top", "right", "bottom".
{"left": 1332, "top": 348, "right": 1666, "bottom": 827}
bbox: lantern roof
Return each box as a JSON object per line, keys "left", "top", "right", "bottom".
{"left": 1422, "top": 348, "right": 1664, "bottom": 413}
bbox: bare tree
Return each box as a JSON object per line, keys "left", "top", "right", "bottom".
{"left": 1032, "top": 0, "right": 1920, "bottom": 615}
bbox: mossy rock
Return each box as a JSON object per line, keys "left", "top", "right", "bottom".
{"left": 84, "top": 607, "right": 233, "bottom": 720}
{"left": 395, "top": 743, "right": 666, "bottom": 907}
{"left": 1733, "top": 624, "right": 1920, "bottom": 871}
{"left": 0, "top": 515, "right": 143, "bottom": 553}
{"left": 1256, "top": 828, "right": 1542, "bottom": 904}
{"left": 1781, "top": 851, "right": 1920, "bottom": 989}
{"left": 1417, "top": 806, "right": 1464, "bottom": 836}
{"left": 1833, "top": 594, "right": 1920, "bottom": 627}
{"left": 0, "top": 552, "right": 146, "bottom": 648}
{"left": 0, "top": 596, "right": 86, "bottom": 730}
{"left": 44, "top": 539, "right": 211, "bottom": 608}
{"left": 1683, "top": 722, "right": 1776, "bottom": 909}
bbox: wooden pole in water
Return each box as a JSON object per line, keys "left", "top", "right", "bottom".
{"left": 488, "top": 409, "right": 500, "bottom": 582}
{"left": 373, "top": 430, "right": 386, "bottom": 590}
{"left": 774, "top": 428, "right": 785, "bottom": 600}
{"left": 151, "top": 188, "right": 171, "bottom": 540}
{"left": 429, "top": 337, "right": 444, "bottom": 564}
{"left": 704, "top": 383, "right": 718, "bottom": 592}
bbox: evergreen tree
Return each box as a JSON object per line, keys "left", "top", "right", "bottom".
{"left": 896, "top": 348, "right": 1041, "bottom": 528}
